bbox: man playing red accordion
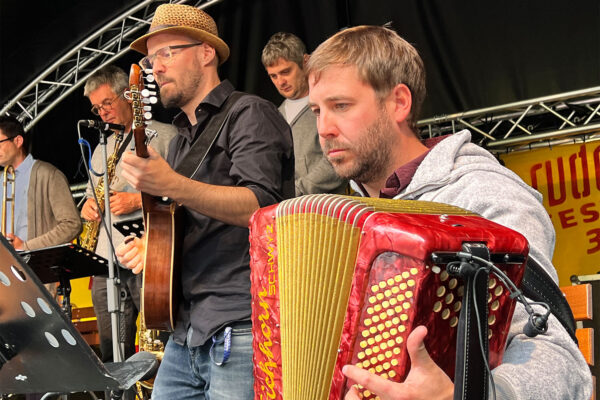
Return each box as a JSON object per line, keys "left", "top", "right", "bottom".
{"left": 306, "top": 25, "right": 592, "bottom": 400}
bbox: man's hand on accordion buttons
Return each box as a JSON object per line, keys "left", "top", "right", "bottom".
{"left": 116, "top": 235, "right": 145, "bottom": 274}
{"left": 343, "top": 326, "right": 453, "bottom": 400}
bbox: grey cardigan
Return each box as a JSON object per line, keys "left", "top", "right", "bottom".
{"left": 24, "top": 160, "right": 82, "bottom": 250}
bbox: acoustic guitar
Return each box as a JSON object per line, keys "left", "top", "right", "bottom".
{"left": 128, "top": 64, "right": 183, "bottom": 332}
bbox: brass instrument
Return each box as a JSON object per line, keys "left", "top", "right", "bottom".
{"left": 79, "top": 133, "right": 124, "bottom": 251}
{"left": 2, "top": 165, "right": 15, "bottom": 237}
{"left": 136, "top": 309, "right": 165, "bottom": 397}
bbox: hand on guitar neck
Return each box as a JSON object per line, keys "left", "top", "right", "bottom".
{"left": 116, "top": 235, "right": 145, "bottom": 274}
{"left": 121, "top": 145, "right": 183, "bottom": 199}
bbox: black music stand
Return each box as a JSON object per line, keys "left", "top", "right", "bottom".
{"left": 19, "top": 243, "right": 109, "bottom": 319}
{"left": 113, "top": 218, "right": 145, "bottom": 239}
{"left": 0, "top": 237, "right": 156, "bottom": 396}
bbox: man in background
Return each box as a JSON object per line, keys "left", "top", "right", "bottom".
{"left": 81, "top": 65, "right": 176, "bottom": 363}
{"left": 0, "top": 115, "right": 81, "bottom": 251}
{"left": 262, "top": 32, "right": 347, "bottom": 195}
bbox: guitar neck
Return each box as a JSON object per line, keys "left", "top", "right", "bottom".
{"left": 134, "top": 126, "right": 149, "bottom": 159}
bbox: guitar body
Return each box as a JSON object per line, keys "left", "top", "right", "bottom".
{"left": 141, "top": 195, "right": 183, "bottom": 331}
{"left": 129, "top": 64, "right": 183, "bottom": 331}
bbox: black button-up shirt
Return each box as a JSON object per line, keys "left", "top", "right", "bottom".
{"left": 167, "top": 80, "right": 295, "bottom": 346}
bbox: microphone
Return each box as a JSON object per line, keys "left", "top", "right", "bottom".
{"left": 523, "top": 312, "right": 549, "bottom": 338}
{"left": 446, "top": 250, "right": 552, "bottom": 338}
{"left": 79, "top": 119, "right": 125, "bottom": 131}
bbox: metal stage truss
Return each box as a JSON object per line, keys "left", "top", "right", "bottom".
{"left": 418, "top": 86, "right": 600, "bottom": 153}
{"left": 1, "top": 0, "right": 598, "bottom": 155}
{"left": 0, "top": 0, "right": 223, "bottom": 132}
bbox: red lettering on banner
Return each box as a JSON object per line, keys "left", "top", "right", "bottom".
{"left": 545, "top": 159, "right": 567, "bottom": 206}
{"left": 530, "top": 163, "right": 543, "bottom": 189}
{"left": 558, "top": 208, "right": 577, "bottom": 229}
{"left": 581, "top": 203, "right": 600, "bottom": 223}
{"left": 569, "top": 146, "right": 591, "bottom": 198}
{"left": 530, "top": 144, "right": 600, "bottom": 207}
{"left": 587, "top": 228, "right": 600, "bottom": 254}
{"left": 595, "top": 146, "right": 600, "bottom": 191}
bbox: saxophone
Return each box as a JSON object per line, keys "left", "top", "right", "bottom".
{"left": 79, "top": 133, "right": 124, "bottom": 251}
{"left": 136, "top": 308, "right": 165, "bottom": 397}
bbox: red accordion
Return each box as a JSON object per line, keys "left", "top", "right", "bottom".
{"left": 249, "top": 195, "right": 528, "bottom": 399}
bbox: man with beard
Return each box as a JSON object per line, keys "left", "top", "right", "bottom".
{"left": 262, "top": 32, "right": 347, "bottom": 195}
{"left": 116, "top": 4, "right": 294, "bottom": 399}
{"left": 306, "top": 26, "right": 592, "bottom": 399}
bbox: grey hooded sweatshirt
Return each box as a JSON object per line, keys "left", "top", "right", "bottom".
{"left": 351, "top": 130, "right": 592, "bottom": 399}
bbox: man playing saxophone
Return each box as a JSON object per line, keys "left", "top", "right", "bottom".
{"left": 0, "top": 115, "right": 81, "bottom": 251}
{"left": 81, "top": 65, "right": 176, "bottom": 364}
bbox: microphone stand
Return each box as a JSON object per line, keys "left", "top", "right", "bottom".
{"left": 98, "top": 129, "right": 123, "bottom": 364}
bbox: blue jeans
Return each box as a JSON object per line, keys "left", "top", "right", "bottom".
{"left": 151, "top": 321, "right": 254, "bottom": 400}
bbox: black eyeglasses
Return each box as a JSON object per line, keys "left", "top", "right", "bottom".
{"left": 139, "top": 42, "right": 203, "bottom": 70}
{"left": 0, "top": 136, "right": 15, "bottom": 145}
{"left": 90, "top": 93, "right": 122, "bottom": 116}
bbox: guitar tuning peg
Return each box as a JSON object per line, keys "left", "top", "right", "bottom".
{"left": 143, "top": 105, "right": 152, "bottom": 111}
{"left": 145, "top": 129, "right": 158, "bottom": 143}
{"left": 144, "top": 74, "right": 155, "bottom": 82}
{"left": 146, "top": 83, "right": 157, "bottom": 89}
{"left": 144, "top": 111, "right": 153, "bottom": 120}
{"left": 142, "top": 97, "right": 158, "bottom": 104}
{"left": 141, "top": 89, "right": 157, "bottom": 97}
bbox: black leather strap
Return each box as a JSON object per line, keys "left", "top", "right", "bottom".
{"left": 174, "top": 91, "right": 244, "bottom": 178}
{"left": 453, "top": 243, "right": 490, "bottom": 400}
{"left": 522, "top": 257, "right": 577, "bottom": 343}
{"left": 115, "top": 131, "right": 133, "bottom": 162}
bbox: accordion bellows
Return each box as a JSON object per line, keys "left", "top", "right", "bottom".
{"left": 249, "top": 195, "right": 528, "bottom": 399}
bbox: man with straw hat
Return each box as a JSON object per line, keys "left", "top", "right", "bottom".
{"left": 117, "top": 4, "right": 294, "bottom": 398}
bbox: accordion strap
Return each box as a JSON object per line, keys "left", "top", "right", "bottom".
{"left": 522, "top": 257, "right": 577, "bottom": 343}
{"left": 453, "top": 243, "right": 490, "bottom": 400}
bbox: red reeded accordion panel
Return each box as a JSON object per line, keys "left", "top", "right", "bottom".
{"left": 249, "top": 195, "right": 528, "bottom": 400}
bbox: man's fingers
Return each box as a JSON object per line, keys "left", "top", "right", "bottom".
{"left": 344, "top": 385, "right": 362, "bottom": 400}
{"left": 116, "top": 236, "right": 145, "bottom": 274}
{"left": 342, "top": 365, "right": 393, "bottom": 397}
{"left": 132, "top": 260, "right": 144, "bottom": 274}
{"left": 147, "top": 145, "right": 159, "bottom": 158}
{"left": 406, "top": 325, "right": 433, "bottom": 369}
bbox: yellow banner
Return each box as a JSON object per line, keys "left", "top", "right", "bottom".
{"left": 500, "top": 142, "right": 600, "bottom": 285}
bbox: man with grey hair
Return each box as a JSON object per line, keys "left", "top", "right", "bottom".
{"left": 262, "top": 32, "right": 346, "bottom": 195}
{"left": 81, "top": 64, "right": 176, "bottom": 365}
{"left": 307, "top": 25, "right": 592, "bottom": 399}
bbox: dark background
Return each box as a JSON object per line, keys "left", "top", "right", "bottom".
{"left": 1, "top": 0, "right": 599, "bottom": 185}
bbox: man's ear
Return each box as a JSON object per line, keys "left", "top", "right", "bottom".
{"left": 302, "top": 53, "right": 310, "bottom": 70}
{"left": 12, "top": 135, "right": 24, "bottom": 150}
{"left": 200, "top": 43, "right": 218, "bottom": 67}
{"left": 390, "top": 83, "right": 412, "bottom": 124}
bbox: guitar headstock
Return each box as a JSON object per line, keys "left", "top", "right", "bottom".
{"left": 125, "top": 64, "right": 158, "bottom": 158}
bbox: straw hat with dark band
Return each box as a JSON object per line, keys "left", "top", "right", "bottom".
{"left": 130, "top": 4, "right": 230, "bottom": 65}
